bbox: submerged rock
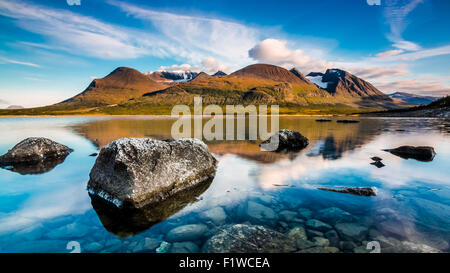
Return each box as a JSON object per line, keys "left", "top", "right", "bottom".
{"left": 383, "top": 146, "right": 436, "bottom": 162}
{"left": 335, "top": 222, "right": 368, "bottom": 241}
{"left": 242, "top": 201, "right": 277, "bottom": 223}
{"left": 305, "top": 219, "right": 332, "bottom": 232}
{"left": 316, "top": 207, "right": 353, "bottom": 225}
{"left": 259, "top": 129, "right": 309, "bottom": 152}
{"left": 87, "top": 138, "right": 217, "bottom": 208}
{"left": 166, "top": 224, "right": 207, "bottom": 242}
{"left": 286, "top": 226, "right": 307, "bottom": 241}
{"left": 318, "top": 187, "right": 377, "bottom": 197}
{"left": 202, "top": 224, "right": 296, "bottom": 253}
{"left": 0, "top": 137, "right": 72, "bottom": 174}
{"left": 315, "top": 119, "right": 332, "bottom": 122}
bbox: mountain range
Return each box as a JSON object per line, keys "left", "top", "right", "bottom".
{"left": 388, "top": 92, "right": 440, "bottom": 105}
{"left": 0, "top": 63, "right": 415, "bottom": 115}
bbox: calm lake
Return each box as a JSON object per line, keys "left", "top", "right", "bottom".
{"left": 0, "top": 116, "right": 449, "bottom": 253}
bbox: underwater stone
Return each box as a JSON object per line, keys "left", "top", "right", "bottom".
{"left": 166, "top": 224, "right": 208, "bottom": 242}
{"left": 305, "top": 219, "right": 332, "bottom": 232}
{"left": 202, "top": 224, "right": 296, "bottom": 253}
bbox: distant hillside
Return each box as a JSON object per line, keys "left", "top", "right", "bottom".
{"left": 365, "top": 96, "right": 449, "bottom": 118}
{"left": 7, "top": 105, "right": 24, "bottom": 109}
{"left": 388, "top": 92, "right": 440, "bottom": 105}
{"left": 60, "top": 67, "right": 167, "bottom": 106}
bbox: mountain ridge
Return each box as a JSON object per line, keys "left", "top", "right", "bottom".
{"left": 0, "top": 63, "right": 415, "bottom": 115}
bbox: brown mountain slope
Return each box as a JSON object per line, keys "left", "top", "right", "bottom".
{"left": 308, "top": 69, "right": 385, "bottom": 97}
{"left": 230, "top": 64, "right": 315, "bottom": 86}
{"left": 60, "top": 67, "right": 167, "bottom": 106}
{"left": 141, "top": 64, "right": 331, "bottom": 106}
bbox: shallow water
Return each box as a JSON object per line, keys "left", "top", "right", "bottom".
{"left": 0, "top": 116, "right": 449, "bottom": 253}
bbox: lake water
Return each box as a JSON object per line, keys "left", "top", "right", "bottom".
{"left": 0, "top": 116, "right": 449, "bottom": 253}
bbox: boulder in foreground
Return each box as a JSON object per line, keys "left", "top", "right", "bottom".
{"left": 87, "top": 138, "right": 217, "bottom": 208}
{"left": 319, "top": 187, "right": 377, "bottom": 196}
{"left": 259, "top": 129, "right": 309, "bottom": 152}
{"left": 0, "top": 137, "right": 73, "bottom": 174}
{"left": 383, "top": 146, "right": 436, "bottom": 162}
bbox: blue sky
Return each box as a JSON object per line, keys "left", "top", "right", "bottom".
{"left": 0, "top": 0, "right": 449, "bottom": 107}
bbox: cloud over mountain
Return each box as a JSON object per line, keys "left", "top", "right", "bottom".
{"left": 248, "top": 39, "right": 332, "bottom": 74}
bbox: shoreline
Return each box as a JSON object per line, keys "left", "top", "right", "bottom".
{"left": 0, "top": 113, "right": 360, "bottom": 118}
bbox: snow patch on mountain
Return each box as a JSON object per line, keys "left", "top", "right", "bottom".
{"left": 306, "top": 75, "right": 328, "bottom": 89}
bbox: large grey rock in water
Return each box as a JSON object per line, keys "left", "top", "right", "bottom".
{"left": 88, "top": 138, "right": 217, "bottom": 208}
{"left": 383, "top": 146, "right": 436, "bottom": 162}
{"left": 202, "top": 224, "right": 296, "bottom": 253}
{"left": 0, "top": 137, "right": 73, "bottom": 174}
{"left": 259, "top": 129, "right": 309, "bottom": 152}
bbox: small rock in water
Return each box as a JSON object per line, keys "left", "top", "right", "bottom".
{"left": 370, "top": 161, "right": 385, "bottom": 168}
{"left": 383, "top": 146, "right": 436, "bottom": 162}
{"left": 305, "top": 219, "right": 332, "bottom": 232}
{"left": 371, "top": 156, "right": 382, "bottom": 162}
{"left": 202, "top": 224, "right": 296, "bottom": 253}
{"left": 337, "top": 119, "right": 359, "bottom": 123}
{"left": 315, "top": 119, "right": 332, "bottom": 122}
{"left": 0, "top": 137, "right": 73, "bottom": 174}
{"left": 306, "top": 229, "right": 324, "bottom": 238}
{"left": 89, "top": 153, "right": 98, "bottom": 157}
{"left": 166, "top": 224, "right": 207, "bottom": 242}
{"left": 87, "top": 138, "right": 217, "bottom": 208}
{"left": 318, "top": 187, "right": 377, "bottom": 197}
{"left": 259, "top": 129, "right": 309, "bottom": 152}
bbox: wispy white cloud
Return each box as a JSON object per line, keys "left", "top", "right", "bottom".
{"left": 347, "top": 65, "right": 410, "bottom": 80}
{"left": 248, "top": 38, "right": 333, "bottom": 73}
{"left": 0, "top": 56, "right": 41, "bottom": 67}
{"left": 108, "top": 0, "right": 259, "bottom": 70}
{"left": 373, "top": 77, "right": 450, "bottom": 96}
{"left": 376, "top": 49, "right": 404, "bottom": 58}
{"left": 383, "top": 0, "right": 424, "bottom": 50}
{"left": 0, "top": 0, "right": 158, "bottom": 59}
